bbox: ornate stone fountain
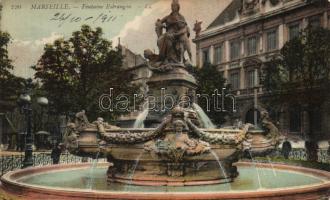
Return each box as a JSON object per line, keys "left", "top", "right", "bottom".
{"left": 1, "top": 1, "right": 330, "bottom": 200}
{"left": 65, "top": 106, "right": 280, "bottom": 186}
{"left": 63, "top": 0, "right": 281, "bottom": 186}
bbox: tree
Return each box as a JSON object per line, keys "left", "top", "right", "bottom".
{"left": 0, "top": 31, "right": 24, "bottom": 113}
{"left": 262, "top": 27, "right": 330, "bottom": 161}
{"left": 33, "top": 25, "right": 138, "bottom": 120}
{"left": 192, "top": 63, "right": 230, "bottom": 126}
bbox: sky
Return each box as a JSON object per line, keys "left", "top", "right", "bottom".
{"left": 0, "top": 0, "right": 231, "bottom": 78}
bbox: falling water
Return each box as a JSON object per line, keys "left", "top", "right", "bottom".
{"left": 86, "top": 151, "right": 100, "bottom": 190}
{"left": 133, "top": 109, "right": 149, "bottom": 128}
{"left": 248, "top": 151, "right": 263, "bottom": 189}
{"left": 125, "top": 152, "right": 144, "bottom": 191}
{"left": 210, "top": 150, "right": 232, "bottom": 190}
{"left": 193, "top": 103, "right": 216, "bottom": 129}
{"left": 266, "top": 156, "right": 277, "bottom": 177}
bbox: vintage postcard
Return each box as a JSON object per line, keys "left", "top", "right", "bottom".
{"left": 0, "top": 0, "right": 329, "bottom": 199}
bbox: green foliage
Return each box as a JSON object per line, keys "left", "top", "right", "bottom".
{"left": 33, "top": 25, "right": 138, "bottom": 120}
{"left": 0, "top": 31, "right": 24, "bottom": 113}
{"left": 261, "top": 27, "right": 330, "bottom": 142}
{"left": 193, "top": 63, "right": 230, "bottom": 126}
{"left": 254, "top": 156, "right": 330, "bottom": 172}
{"left": 262, "top": 27, "right": 330, "bottom": 108}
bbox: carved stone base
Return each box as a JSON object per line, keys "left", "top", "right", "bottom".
{"left": 145, "top": 64, "right": 197, "bottom": 128}
{"left": 106, "top": 159, "right": 236, "bottom": 186}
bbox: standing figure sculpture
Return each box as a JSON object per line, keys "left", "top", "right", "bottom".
{"left": 193, "top": 20, "right": 203, "bottom": 37}
{"left": 156, "top": 0, "right": 192, "bottom": 64}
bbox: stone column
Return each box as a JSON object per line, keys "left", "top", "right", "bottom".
{"left": 262, "top": 31, "right": 267, "bottom": 53}
{"left": 224, "top": 40, "right": 230, "bottom": 62}
{"left": 209, "top": 45, "right": 215, "bottom": 64}
{"left": 323, "top": 11, "right": 328, "bottom": 29}
{"left": 278, "top": 24, "right": 285, "bottom": 49}
{"left": 198, "top": 48, "right": 203, "bottom": 68}
{"left": 240, "top": 66, "right": 245, "bottom": 90}
{"left": 196, "top": 43, "right": 201, "bottom": 67}
{"left": 259, "top": 31, "right": 263, "bottom": 53}
{"left": 223, "top": 41, "right": 230, "bottom": 83}
{"left": 224, "top": 64, "right": 229, "bottom": 80}
{"left": 240, "top": 37, "right": 245, "bottom": 58}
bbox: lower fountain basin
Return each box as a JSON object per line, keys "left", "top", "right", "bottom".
{"left": 105, "top": 144, "right": 239, "bottom": 186}
{"left": 1, "top": 162, "right": 329, "bottom": 200}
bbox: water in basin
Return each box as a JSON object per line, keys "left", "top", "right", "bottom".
{"left": 18, "top": 166, "right": 324, "bottom": 192}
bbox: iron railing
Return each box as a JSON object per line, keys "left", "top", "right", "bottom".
{"left": 274, "top": 148, "right": 330, "bottom": 163}
{"left": 0, "top": 149, "right": 328, "bottom": 177}
{"left": 0, "top": 152, "right": 106, "bottom": 176}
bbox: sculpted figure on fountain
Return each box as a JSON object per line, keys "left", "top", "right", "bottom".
{"left": 144, "top": 106, "right": 211, "bottom": 163}
{"left": 144, "top": 0, "right": 192, "bottom": 72}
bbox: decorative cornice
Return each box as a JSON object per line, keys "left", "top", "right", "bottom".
{"left": 194, "top": 1, "right": 310, "bottom": 43}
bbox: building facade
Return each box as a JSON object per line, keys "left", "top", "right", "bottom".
{"left": 194, "top": 0, "right": 330, "bottom": 139}
{"left": 117, "top": 45, "right": 151, "bottom": 127}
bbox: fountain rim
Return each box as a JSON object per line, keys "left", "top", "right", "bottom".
{"left": 83, "top": 127, "right": 248, "bottom": 133}
{"left": 1, "top": 162, "right": 330, "bottom": 200}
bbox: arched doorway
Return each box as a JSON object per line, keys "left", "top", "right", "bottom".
{"left": 245, "top": 108, "right": 261, "bottom": 125}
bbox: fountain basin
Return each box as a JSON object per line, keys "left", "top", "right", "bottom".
{"left": 105, "top": 144, "right": 239, "bottom": 186}
{"left": 1, "top": 162, "right": 329, "bottom": 200}
{"left": 74, "top": 128, "right": 274, "bottom": 186}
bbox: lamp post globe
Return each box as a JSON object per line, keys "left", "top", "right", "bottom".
{"left": 18, "top": 94, "right": 31, "bottom": 106}
{"left": 37, "top": 97, "right": 48, "bottom": 106}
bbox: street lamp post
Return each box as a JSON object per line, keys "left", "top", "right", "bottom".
{"left": 22, "top": 100, "right": 33, "bottom": 168}
{"left": 18, "top": 79, "right": 48, "bottom": 168}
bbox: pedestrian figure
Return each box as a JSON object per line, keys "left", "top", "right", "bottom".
{"left": 282, "top": 140, "right": 292, "bottom": 159}
{"left": 51, "top": 144, "right": 62, "bottom": 164}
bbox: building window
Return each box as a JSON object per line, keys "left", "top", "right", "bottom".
{"left": 202, "top": 49, "right": 210, "bottom": 64}
{"left": 214, "top": 45, "right": 223, "bottom": 64}
{"left": 288, "top": 23, "right": 300, "bottom": 40}
{"left": 309, "top": 16, "right": 321, "bottom": 29}
{"left": 230, "top": 72, "right": 240, "bottom": 90}
{"left": 230, "top": 40, "right": 241, "bottom": 60}
{"left": 247, "top": 36, "right": 258, "bottom": 56}
{"left": 289, "top": 106, "right": 301, "bottom": 132}
{"left": 266, "top": 29, "right": 278, "bottom": 51}
{"left": 229, "top": 63, "right": 239, "bottom": 69}
{"left": 246, "top": 70, "right": 255, "bottom": 88}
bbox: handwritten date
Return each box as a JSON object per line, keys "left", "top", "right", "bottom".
{"left": 50, "top": 12, "right": 119, "bottom": 27}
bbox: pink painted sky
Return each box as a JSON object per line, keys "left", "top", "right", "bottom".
{"left": 1, "top": 0, "right": 231, "bottom": 77}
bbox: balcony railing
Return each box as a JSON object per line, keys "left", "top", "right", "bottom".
{"left": 231, "top": 87, "right": 263, "bottom": 96}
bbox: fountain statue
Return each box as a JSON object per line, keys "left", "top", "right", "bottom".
{"left": 147, "top": 0, "right": 192, "bottom": 66}
{"left": 62, "top": 0, "right": 281, "bottom": 186}
{"left": 1, "top": 1, "right": 330, "bottom": 199}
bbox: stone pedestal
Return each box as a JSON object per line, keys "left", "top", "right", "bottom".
{"left": 145, "top": 64, "right": 197, "bottom": 128}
